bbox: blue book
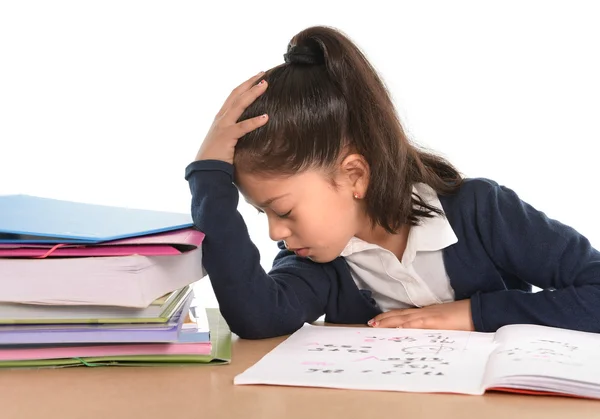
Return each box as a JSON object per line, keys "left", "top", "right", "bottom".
{"left": 0, "top": 194, "right": 193, "bottom": 244}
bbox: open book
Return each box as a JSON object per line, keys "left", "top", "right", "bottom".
{"left": 234, "top": 323, "right": 600, "bottom": 399}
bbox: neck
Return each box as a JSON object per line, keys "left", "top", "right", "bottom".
{"left": 355, "top": 219, "right": 411, "bottom": 261}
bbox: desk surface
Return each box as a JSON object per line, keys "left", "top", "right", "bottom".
{"left": 2, "top": 334, "right": 600, "bottom": 419}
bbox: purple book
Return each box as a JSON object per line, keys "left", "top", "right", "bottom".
{"left": 0, "top": 295, "right": 210, "bottom": 345}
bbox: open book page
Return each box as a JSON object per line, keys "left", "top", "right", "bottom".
{"left": 482, "top": 324, "right": 600, "bottom": 390}
{"left": 235, "top": 324, "right": 496, "bottom": 395}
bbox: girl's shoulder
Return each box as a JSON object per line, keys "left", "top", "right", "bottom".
{"left": 441, "top": 177, "right": 501, "bottom": 206}
{"left": 438, "top": 177, "right": 519, "bottom": 221}
{"left": 457, "top": 177, "right": 500, "bottom": 195}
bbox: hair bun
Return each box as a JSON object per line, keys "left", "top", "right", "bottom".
{"left": 283, "top": 43, "right": 325, "bottom": 65}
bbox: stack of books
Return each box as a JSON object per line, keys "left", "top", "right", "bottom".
{"left": 0, "top": 195, "right": 230, "bottom": 368}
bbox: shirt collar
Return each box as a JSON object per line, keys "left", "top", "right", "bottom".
{"left": 340, "top": 183, "right": 458, "bottom": 259}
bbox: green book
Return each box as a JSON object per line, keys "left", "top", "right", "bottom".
{"left": 0, "top": 286, "right": 192, "bottom": 325}
{"left": 0, "top": 308, "right": 231, "bottom": 368}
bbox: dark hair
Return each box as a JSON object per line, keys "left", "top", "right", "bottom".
{"left": 235, "top": 26, "right": 463, "bottom": 233}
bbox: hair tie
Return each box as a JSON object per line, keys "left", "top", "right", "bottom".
{"left": 283, "top": 44, "right": 324, "bottom": 65}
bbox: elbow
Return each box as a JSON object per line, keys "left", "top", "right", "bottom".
{"left": 233, "top": 328, "right": 281, "bottom": 340}
{"left": 226, "top": 313, "right": 304, "bottom": 340}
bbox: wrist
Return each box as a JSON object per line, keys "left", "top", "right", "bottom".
{"left": 185, "top": 160, "right": 235, "bottom": 181}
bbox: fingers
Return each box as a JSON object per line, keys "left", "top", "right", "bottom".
{"left": 216, "top": 71, "right": 265, "bottom": 117}
{"left": 401, "top": 318, "right": 428, "bottom": 329}
{"left": 369, "top": 309, "right": 437, "bottom": 329}
{"left": 225, "top": 79, "right": 269, "bottom": 123}
{"left": 371, "top": 308, "right": 420, "bottom": 323}
{"left": 374, "top": 312, "right": 422, "bottom": 328}
{"left": 234, "top": 113, "right": 269, "bottom": 138}
{"left": 372, "top": 315, "right": 405, "bottom": 328}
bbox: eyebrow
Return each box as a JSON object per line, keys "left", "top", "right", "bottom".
{"left": 254, "top": 194, "right": 291, "bottom": 208}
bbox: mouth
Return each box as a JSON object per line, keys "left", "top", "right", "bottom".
{"left": 289, "top": 247, "right": 310, "bottom": 257}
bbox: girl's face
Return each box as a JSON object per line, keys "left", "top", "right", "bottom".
{"left": 236, "top": 168, "right": 365, "bottom": 263}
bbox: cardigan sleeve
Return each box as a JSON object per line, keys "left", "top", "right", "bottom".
{"left": 469, "top": 180, "right": 600, "bottom": 332}
{"left": 185, "top": 160, "right": 329, "bottom": 339}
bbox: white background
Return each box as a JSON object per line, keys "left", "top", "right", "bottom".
{"left": 1, "top": 1, "right": 598, "bottom": 308}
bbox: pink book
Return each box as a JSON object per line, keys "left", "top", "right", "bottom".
{"left": 0, "top": 228, "right": 204, "bottom": 258}
{"left": 0, "top": 342, "right": 212, "bottom": 361}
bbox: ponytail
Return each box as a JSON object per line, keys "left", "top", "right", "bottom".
{"left": 235, "top": 26, "right": 463, "bottom": 232}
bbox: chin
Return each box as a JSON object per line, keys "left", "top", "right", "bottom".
{"left": 305, "top": 253, "right": 336, "bottom": 264}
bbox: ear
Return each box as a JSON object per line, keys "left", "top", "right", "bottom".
{"left": 339, "top": 154, "right": 369, "bottom": 197}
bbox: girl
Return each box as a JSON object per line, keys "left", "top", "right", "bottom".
{"left": 185, "top": 26, "right": 600, "bottom": 339}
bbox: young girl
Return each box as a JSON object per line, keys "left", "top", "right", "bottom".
{"left": 185, "top": 26, "right": 600, "bottom": 339}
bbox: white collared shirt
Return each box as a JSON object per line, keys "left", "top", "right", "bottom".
{"left": 341, "top": 183, "right": 457, "bottom": 311}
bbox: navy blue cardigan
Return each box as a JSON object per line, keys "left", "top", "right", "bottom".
{"left": 185, "top": 160, "right": 600, "bottom": 339}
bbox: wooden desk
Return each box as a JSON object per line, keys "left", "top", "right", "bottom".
{"left": 1, "top": 335, "right": 599, "bottom": 419}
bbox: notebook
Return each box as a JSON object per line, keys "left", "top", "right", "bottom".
{"left": 0, "top": 341, "right": 212, "bottom": 361}
{"left": 0, "top": 308, "right": 230, "bottom": 368}
{"left": 0, "top": 227, "right": 204, "bottom": 257}
{"left": 0, "top": 194, "right": 193, "bottom": 244}
{"left": 0, "top": 228, "right": 204, "bottom": 258}
{"left": 0, "top": 246, "right": 205, "bottom": 307}
{"left": 0, "top": 286, "right": 192, "bottom": 325}
{"left": 0, "top": 290, "right": 208, "bottom": 344}
{"left": 234, "top": 323, "right": 600, "bottom": 399}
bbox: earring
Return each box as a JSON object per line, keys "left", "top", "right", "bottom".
{"left": 353, "top": 192, "right": 360, "bottom": 199}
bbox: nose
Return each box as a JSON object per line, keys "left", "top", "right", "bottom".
{"left": 268, "top": 216, "right": 292, "bottom": 242}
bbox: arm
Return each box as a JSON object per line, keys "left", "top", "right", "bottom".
{"left": 185, "top": 159, "right": 329, "bottom": 339}
{"left": 470, "top": 180, "right": 600, "bottom": 332}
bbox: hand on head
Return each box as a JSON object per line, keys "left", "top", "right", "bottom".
{"left": 195, "top": 72, "right": 269, "bottom": 164}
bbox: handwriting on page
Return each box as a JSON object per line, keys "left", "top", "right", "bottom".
{"left": 305, "top": 356, "right": 450, "bottom": 376}
{"left": 493, "top": 338, "right": 582, "bottom": 366}
{"left": 300, "top": 332, "right": 464, "bottom": 377}
{"left": 234, "top": 325, "right": 494, "bottom": 394}
{"left": 307, "top": 344, "right": 372, "bottom": 353}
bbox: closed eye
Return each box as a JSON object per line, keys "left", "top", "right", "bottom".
{"left": 277, "top": 210, "right": 292, "bottom": 219}
{"left": 255, "top": 208, "right": 292, "bottom": 219}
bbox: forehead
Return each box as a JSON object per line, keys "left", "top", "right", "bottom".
{"left": 235, "top": 170, "right": 332, "bottom": 202}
